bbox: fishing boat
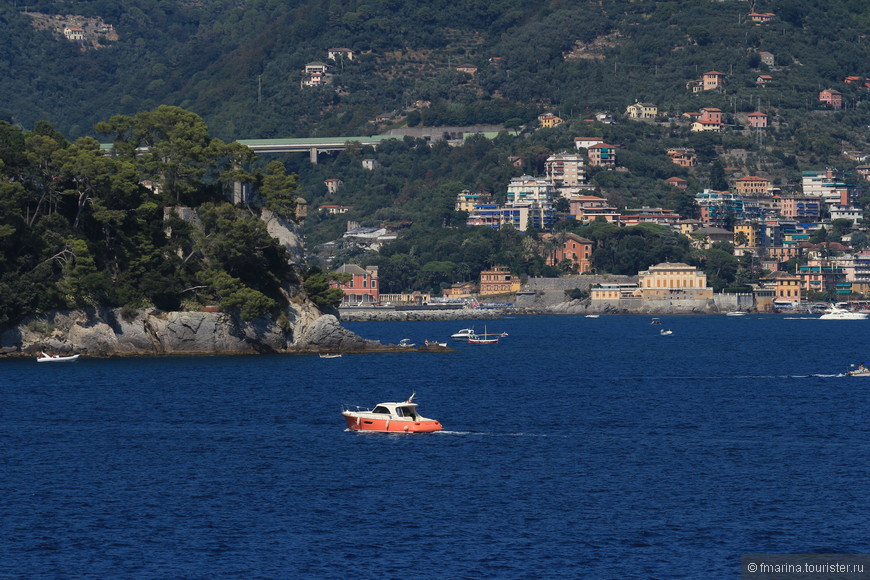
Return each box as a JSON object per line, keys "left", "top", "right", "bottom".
{"left": 660, "top": 329, "right": 673, "bottom": 336}
{"left": 342, "top": 393, "right": 443, "bottom": 433}
{"left": 450, "top": 328, "right": 476, "bottom": 341}
{"left": 424, "top": 340, "right": 448, "bottom": 347}
{"left": 651, "top": 318, "right": 661, "bottom": 325}
{"left": 36, "top": 352, "right": 80, "bottom": 363}
{"left": 319, "top": 353, "right": 342, "bottom": 359}
{"left": 467, "top": 325, "right": 500, "bottom": 344}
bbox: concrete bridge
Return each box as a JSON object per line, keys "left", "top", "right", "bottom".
{"left": 236, "top": 135, "right": 396, "bottom": 163}
{"left": 102, "top": 126, "right": 504, "bottom": 164}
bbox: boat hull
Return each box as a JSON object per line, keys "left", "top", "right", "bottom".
{"left": 36, "top": 355, "right": 80, "bottom": 363}
{"left": 342, "top": 413, "right": 443, "bottom": 433}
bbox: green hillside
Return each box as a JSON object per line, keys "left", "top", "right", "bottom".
{"left": 3, "top": 0, "right": 870, "bottom": 315}
{"left": 4, "top": 1, "right": 870, "bottom": 140}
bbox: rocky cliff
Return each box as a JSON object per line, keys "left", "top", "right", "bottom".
{"left": 0, "top": 209, "right": 386, "bottom": 358}
{"left": 0, "top": 304, "right": 383, "bottom": 357}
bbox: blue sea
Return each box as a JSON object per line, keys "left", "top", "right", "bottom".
{"left": 3, "top": 314, "right": 870, "bottom": 579}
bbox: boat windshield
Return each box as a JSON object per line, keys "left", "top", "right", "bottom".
{"left": 396, "top": 406, "right": 418, "bottom": 419}
{"left": 372, "top": 406, "right": 390, "bottom": 414}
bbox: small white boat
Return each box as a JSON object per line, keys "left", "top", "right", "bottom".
{"left": 585, "top": 314, "right": 600, "bottom": 318}
{"left": 424, "top": 340, "right": 448, "bottom": 348}
{"left": 398, "top": 338, "right": 416, "bottom": 348}
{"left": 450, "top": 328, "right": 476, "bottom": 341}
{"left": 651, "top": 318, "right": 661, "bottom": 325}
{"left": 37, "top": 352, "right": 80, "bottom": 363}
{"left": 319, "top": 353, "right": 342, "bottom": 359}
{"left": 660, "top": 329, "right": 673, "bottom": 336}
{"left": 726, "top": 311, "right": 747, "bottom": 316}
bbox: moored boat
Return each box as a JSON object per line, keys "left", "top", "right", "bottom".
{"left": 342, "top": 394, "right": 443, "bottom": 433}
{"left": 726, "top": 311, "right": 747, "bottom": 316}
{"left": 467, "top": 325, "right": 500, "bottom": 344}
{"left": 398, "top": 338, "right": 416, "bottom": 348}
{"left": 450, "top": 328, "right": 476, "bottom": 341}
{"left": 319, "top": 353, "right": 342, "bottom": 358}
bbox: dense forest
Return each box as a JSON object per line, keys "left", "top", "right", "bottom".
{"left": 0, "top": 107, "right": 352, "bottom": 328}
{"left": 3, "top": 0, "right": 870, "bottom": 318}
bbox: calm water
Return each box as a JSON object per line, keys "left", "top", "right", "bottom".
{"left": 2, "top": 314, "right": 870, "bottom": 578}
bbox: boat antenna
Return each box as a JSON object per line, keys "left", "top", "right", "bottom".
{"left": 407, "top": 392, "right": 415, "bottom": 403}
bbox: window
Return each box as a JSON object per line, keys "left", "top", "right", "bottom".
{"left": 372, "top": 406, "right": 390, "bottom": 414}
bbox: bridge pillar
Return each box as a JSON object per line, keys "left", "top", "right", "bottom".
{"left": 310, "top": 147, "right": 318, "bottom": 164}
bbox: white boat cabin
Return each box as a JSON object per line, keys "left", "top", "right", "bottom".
{"left": 368, "top": 402, "right": 424, "bottom": 421}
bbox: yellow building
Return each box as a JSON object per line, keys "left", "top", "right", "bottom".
{"left": 625, "top": 102, "right": 658, "bottom": 120}
{"left": 734, "top": 223, "right": 760, "bottom": 248}
{"left": 479, "top": 266, "right": 521, "bottom": 296}
{"left": 638, "top": 262, "right": 713, "bottom": 300}
{"left": 590, "top": 283, "right": 641, "bottom": 301}
{"left": 538, "top": 113, "right": 564, "bottom": 128}
{"left": 761, "top": 271, "right": 802, "bottom": 304}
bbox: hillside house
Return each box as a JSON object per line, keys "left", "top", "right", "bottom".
{"left": 574, "top": 137, "right": 604, "bottom": 150}
{"left": 324, "top": 178, "right": 342, "bottom": 193}
{"left": 331, "top": 264, "right": 379, "bottom": 305}
{"left": 456, "top": 64, "right": 478, "bottom": 76}
{"left": 625, "top": 102, "right": 658, "bottom": 120}
{"left": 455, "top": 190, "right": 495, "bottom": 213}
{"left": 734, "top": 176, "right": 770, "bottom": 196}
{"left": 756, "top": 74, "right": 773, "bottom": 86}
{"left": 748, "top": 12, "right": 776, "bottom": 24}
{"left": 587, "top": 143, "right": 618, "bottom": 167}
{"left": 63, "top": 26, "right": 84, "bottom": 41}
{"left": 702, "top": 71, "right": 726, "bottom": 91}
{"left": 690, "top": 226, "right": 735, "bottom": 249}
{"left": 734, "top": 223, "right": 760, "bottom": 248}
{"left": 667, "top": 147, "right": 697, "bottom": 167}
{"left": 327, "top": 48, "right": 354, "bottom": 61}
{"left": 758, "top": 51, "right": 775, "bottom": 66}
{"left": 569, "top": 195, "right": 620, "bottom": 223}
{"left": 819, "top": 89, "right": 843, "bottom": 109}
{"left": 320, "top": 204, "right": 353, "bottom": 214}
{"left": 545, "top": 152, "right": 586, "bottom": 187}
{"left": 686, "top": 80, "right": 704, "bottom": 93}
{"left": 538, "top": 113, "right": 563, "bottom": 128}
{"left": 541, "top": 232, "right": 593, "bottom": 273}
{"left": 619, "top": 207, "right": 681, "bottom": 228}
{"left": 666, "top": 177, "right": 689, "bottom": 189}
{"left": 778, "top": 197, "right": 822, "bottom": 220}
{"left": 747, "top": 112, "right": 768, "bottom": 128}
{"left": 691, "top": 107, "right": 723, "bottom": 132}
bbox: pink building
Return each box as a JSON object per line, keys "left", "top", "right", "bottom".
{"left": 331, "top": 264, "right": 380, "bottom": 305}
{"left": 747, "top": 112, "right": 768, "bottom": 128}
{"left": 819, "top": 89, "right": 842, "bottom": 109}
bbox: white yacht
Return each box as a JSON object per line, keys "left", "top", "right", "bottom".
{"left": 819, "top": 304, "right": 868, "bottom": 320}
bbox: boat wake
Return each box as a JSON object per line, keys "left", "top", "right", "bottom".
{"left": 435, "top": 430, "right": 563, "bottom": 438}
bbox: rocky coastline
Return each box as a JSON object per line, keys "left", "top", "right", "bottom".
{"left": 0, "top": 305, "right": 397, "bottom": 358}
